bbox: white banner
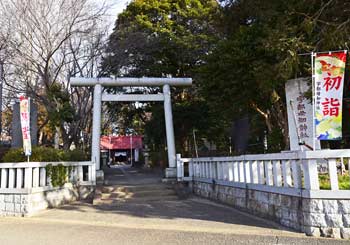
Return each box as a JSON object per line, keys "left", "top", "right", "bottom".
{"left": 286, "top": 78, "right": 320, "bottom": 150}
{"left": 20, "top": 96, "right": 31, "bottom": 156}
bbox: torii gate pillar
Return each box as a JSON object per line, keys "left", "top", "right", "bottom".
{"left": 163, "top": 84, "right": 176, "bottom": 177}
{"left": 91, "top": 83, "right": 102, "bottom": 170}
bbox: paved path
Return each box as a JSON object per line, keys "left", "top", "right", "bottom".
{"left": 0, "top": 167, "right": 348, "bottom": 244}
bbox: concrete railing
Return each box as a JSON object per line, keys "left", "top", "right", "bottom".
{"left": 177, "top": 150, "right": 350, "bottom": 198}
{"left": 178, "top": 150, "right": 350, "bottom": 239}
{"left": 0, "top": 161, "right": 95, "bottom": 193}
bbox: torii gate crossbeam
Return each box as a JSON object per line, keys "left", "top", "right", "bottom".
{"left": 70, "top": 77, "right": 192, "bottom": 179}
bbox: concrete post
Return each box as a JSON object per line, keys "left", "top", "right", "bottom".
{"left": 91, "top": 84, "right": 102, "bottom": 170}
{"left": 163, "top": 84, "right": 176, "bottom": 178}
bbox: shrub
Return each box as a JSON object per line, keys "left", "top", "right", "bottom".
{"left": 46, "top": 164, "right": 72, "bottom": 187}
{"left": 319, "top": 173, "right": 350, "bottom": 190}
{"left": 2, "top": 147, "right": 88, "bottom": 162}
{"left": 63, "top": 149, "right": 89, "bottom": 161}
{"left": 2, "top": 148, "right": 26, "bottom": 162}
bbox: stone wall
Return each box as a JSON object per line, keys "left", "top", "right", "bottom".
{"left": 0, "top": 184, "right": 94, "bottom": 217}
{"left": 193, "top": 181, "right": 350, "bottom": 239}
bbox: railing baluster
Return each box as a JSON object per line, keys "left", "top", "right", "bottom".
{"left": 272, "top": 160, "right": 282, "bottom": 187}
{"left": 24, "top": 167, "right": 33, "bottom": 188}
{"left": 233, "top": 161, "right": 239, "bottom": 182}
{"left": 204, "top": 162, "right": 211, "bottom": 179}
{"left": 8, "top": 168, "right": 15, "bottom": 188}
{"left": 238, "top": 161, "right": 244, "bottom": 182}
{"left": 217, "top": 162, "right": 222, "bottom": 180}
{"left": 189, "top": 160, "right": 193, "bottom": 178}
{"left": 328, "top": 159, "right": 339, "bottom": 191}
{"left": 250, "top": 160, "right": 258, "bottom": 184}
{"left": 176, "top": 154, "right": 182, "bottom": 180}
{"left": 1, "top": 169, "right": 8, "bottom": 188}
{"left": 88, "top": 165, "right": 93, "bottom": 181}
{"left": 40, "top": 168, "right": 46, "bottom": 187}
{"left": 244, "top": 161, "right": 250, "bottom": 183}
{"left": 282, "top": 160, "right": 292, "bottom": 187}
{"left": 16, "top": 168, "right": 23, "bottom": 189}
{"left": 291, "top": 160, "right": 302, "bottom": 188}
{"left": 78, "top": 166, "right": 83, "bottom": 182}
{"left": 205, "top": 162, "right": 209, "bottom": 178}
{"left": 33, "top": 167, "right": 39, "bottom": 188}
{"left": 265, "top": 161, "right": 273, "bottom": 186}
{"left": 302, "top": 159, "right": 319, "bottom": 190}
{"left": 228, "top": 162, "right": 233, "bottom": 181}
{"left": 257, "top": 160, "right": 264, "bottom": 184}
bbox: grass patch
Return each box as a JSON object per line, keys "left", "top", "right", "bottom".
{"left": 319, "top": 173, "right": 350, "bottom": 190}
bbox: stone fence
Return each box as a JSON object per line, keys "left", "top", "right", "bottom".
{"left": 0, "top": 161, "right": 96, "bottom": 216}
{"left": 177, "top": 150, "right": 350, "bottom": 239}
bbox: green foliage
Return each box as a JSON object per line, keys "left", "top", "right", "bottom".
{"left": 198, "top": 0, "right": 350, "bottom": 152}
{"left": 319, "top": 173, "right": 350, "bottom": 190}
{"left": 47, "top": 83, "right": 74, "bottom": 128}
{"left": 63, "top": 149, "right": 89, "bottom": 161}
{"left": 2, "top": 148, "right": 26, "bottom": 162}
{"left": 103, "top": 0, "right": 219, "bottom": 77}
{"left": 102, "top": 0, "right": 350, "bottom": 153}
{"left": 2, "top": 147, "right": 88, "bottom": 162}
{"left": 103, "top": 0, "right": 220, "bottom": 155}
{"left": 46, "top": 164, "right": 72, "bottom": 187}
{"left": 266, "top": 128, "right": 285, "bottom": 153}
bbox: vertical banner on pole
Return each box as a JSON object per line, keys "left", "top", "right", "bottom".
{"left": 19, "top": 96, "right": 32, "bottom": 156}
{"left": 314, "top": 51, "right": 347, "bottom": 140}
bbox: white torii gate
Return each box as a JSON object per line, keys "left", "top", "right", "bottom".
{"left": 70, "top": 77, "right": 192, "bottom": 179}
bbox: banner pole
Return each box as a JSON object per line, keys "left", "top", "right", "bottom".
{"left": 311, "top": 52, "right": 316, "bottom": 151}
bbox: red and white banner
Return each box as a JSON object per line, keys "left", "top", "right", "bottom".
{"left": 314, "top": 51, "right": 347, "bottom": 140}
{"left": 20, "top": 96, "right": 31, "bottom": 156}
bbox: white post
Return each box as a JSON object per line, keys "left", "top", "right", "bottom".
{"left": 24, "top": 167, "right": 33, "bottom": 188}
{"left": 92, "top": 84, "right": 102, "bottom": 170}
{"left": 244, "top": 161, "right": 251, "bottom": 183}
{"left": 1, "top": 169, "right": 7, "bottom": 188}
{"left": 238, "top": 161, "right": 244, "bottom": 182}
{"left": 16, "top": 168, "right": 23, "bottom": 188}
{"left": 272, "top": 160, "right": 282, "bottom": 187}
{"left": 189, "top": 159, "right": 193, "bottom": 178}
{"left": 223, "top": 162, "right": 229, "bottom": 180}
{"left": 302, "top": 159, "right": 319, "bottom": 190}
{"left": 250, "top": 160, "right": 258, "bottom": 184}
{"left": 264, "top": 160, "right": 273, "bottom": 185}
{"left": 40, "top": 168, "right": 46, "bottom": 187}
{"left": 8, "top": 168, "right": 15, "bottom": 188}
{"left": 176, "top": 153, "right": 183, "bottom": 180}
{"left": 163, "top": 84, "right": 176, "bottom": 178}
{"left": 200, "top": 162, "right": 205, "bottom": 178}
{"left": 257, "top": 160, "right": 264, "bottom": 184}
{"left": 291, "top": 160, "right": 302, "bottom": 188}
{"left": 233, "top": 161, "right": 239, "bottom": 182}
{"left": 328, "top": 159, "right": 339, "bottom": 190}
{"left": 217, "top": 162, "right": 222, "bottom": 180}
{"left": 228, "top": 162, "right": 234, "bottom": 181}
{"left": 32, "top": 167, "right": 39, "bottom": 188}
{"left": 282, "top": 160, "right": 292, "bottom": 187}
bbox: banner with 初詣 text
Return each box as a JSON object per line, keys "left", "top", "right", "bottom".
{"left": 315, "top": 51, "right": 347, "bottom": 140}
{"left": 20, "top": 96, "right": 31, "bottom": 156}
